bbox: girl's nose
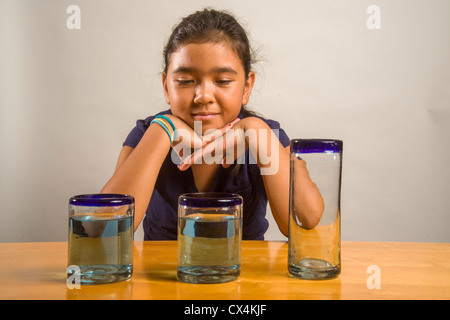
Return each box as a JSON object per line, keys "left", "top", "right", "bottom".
{"left": 193, "top": 82, "right": 214, "bottom": 105}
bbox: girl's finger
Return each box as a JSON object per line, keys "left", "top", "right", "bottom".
{"left": 222, "top": 155, "right": 232, "bottom": 169}
{"left": 178, "top": 133, "right": 221, "bottom": 171}
{"left": 178, "top": 145, "right": 202, "bottom": 171}
{"left": 221, "top": 128, "right": 247, "bottom": 168}
{"left": 178, "top": 119, "right": 243, "bottom": 171}
{"left": 201, "top": 118, "right": 240, "bottom": 146}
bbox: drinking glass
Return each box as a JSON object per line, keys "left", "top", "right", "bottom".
{"left": 67, "top": 194, "right": 134, "bottom": 285}
{"left": 177, "top": 192, "right": 242, "bottom": 284}
{"left": 288, "top": 139, "right": 343, "bottom": 279}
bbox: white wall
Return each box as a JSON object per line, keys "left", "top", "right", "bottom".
{"left": 1, "top": 0, "right": 449, "bottom": 243}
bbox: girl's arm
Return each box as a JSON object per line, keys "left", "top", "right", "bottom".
{"left": 178, "top": 116, "right": 324, "bottom": 236}
{"left": 100, "top": 124, "right": 171, "bottom": 231}
{"left": 244, "top": 117, "right": 324, "bottom": 235}
{"left": 101, "top": 115, "right": 239, "bottom": 231}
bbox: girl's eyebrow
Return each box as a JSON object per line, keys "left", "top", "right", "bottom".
{"left": 172, "top": 66, "right": 194, "bottom": 74}
{"left": 212, "top": 67, "right": 238, "bottom": 74}
{"left": 172, "top": 66, "right": 238, "bottom": 74}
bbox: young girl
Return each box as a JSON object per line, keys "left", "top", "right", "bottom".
{"left": 101, "top": 9, "right": 323, "bottom": 240}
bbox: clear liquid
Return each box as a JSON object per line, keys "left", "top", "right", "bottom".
{"left": 177, "top": 214, "right": 241, "bottom": 283}
{"left": 68, "top": 213, "right": 133, "bottom": 284}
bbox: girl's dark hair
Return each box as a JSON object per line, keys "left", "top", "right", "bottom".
{"left": 163, "top": 8, "right": 260, "bottom": 118}
{"left": 163, "top": 8, "right": 256, "bottom": 79}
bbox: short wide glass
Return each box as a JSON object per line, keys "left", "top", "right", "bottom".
{"left": 288, "top": 139, "right": 343, "bottom": 280}
{"left": 177, "top": 193, "right": 243, "bottom": 284}
{"left": 67, "top": 194, "right": 134, "bottom": 285}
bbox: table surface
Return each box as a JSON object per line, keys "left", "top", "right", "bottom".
{"left": 1, "top": 240, "right": 449, "bottom": 300}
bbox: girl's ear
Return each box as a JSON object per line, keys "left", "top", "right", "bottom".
{"left": 242, "top": 71, "right": 255, "bottom": 106}
{"left": 162, "top": 72, "right": 170, "bottom": 105}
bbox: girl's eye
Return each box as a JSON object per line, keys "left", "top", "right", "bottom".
{"left": 216, "top": 79, "right": 233, "bottom": 85}
{"left": 176, "top": 79, "right": 194, "bottom": 86}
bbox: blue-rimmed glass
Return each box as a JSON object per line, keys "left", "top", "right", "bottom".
{"left": 288, "top": 139, "right": 343, "bottom": 279}
{"left": 67, "top": 194, "right": 134, "bottom": 285}
{"left": 177, "top": 192, "right": 243, "bottom": 284}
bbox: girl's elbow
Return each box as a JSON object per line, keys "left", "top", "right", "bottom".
{"left": 297, "top": 200, "right": 324, "bottom": 230}
{"left": 300, "top": 213, "right": 322, "bottom": 229}
{"left": 279, "top": 225, "right": 289, "bottom": 238}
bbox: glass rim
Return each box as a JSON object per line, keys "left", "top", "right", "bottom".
{"left": 290, "top": 139, "right": 343, "bottom": 154}
{"left": 69, "top": 193, "right": 134, "bottom": 206}
{"left": 178, "top": 192, "right": 243, "bottom": 208}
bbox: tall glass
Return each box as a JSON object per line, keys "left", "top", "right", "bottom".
{"left": 288, "top": 139, "right": 343, "bottom": 279}
{"left": 67, "top": 194, "right": 134, "bottom": 285}
{"left": 177, "top": 192, "right": 242, "bottom": 284}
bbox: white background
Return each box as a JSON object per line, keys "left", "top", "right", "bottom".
{"left": 1, "top": 0, "right": 449, "bottom": 242}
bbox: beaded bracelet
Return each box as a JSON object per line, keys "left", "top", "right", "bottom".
{"left": 150, "top": 118, "right": 174, "bottom": 144}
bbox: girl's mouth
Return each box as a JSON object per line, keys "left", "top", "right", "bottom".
{"left": 191, "top": 112, "right": 219, "bottom": 121}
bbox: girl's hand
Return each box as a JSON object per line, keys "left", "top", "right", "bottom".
{"left": 163, "top": 115, "right": 241, "bottom": 166}
{"left": 178, "top": 117, "right": 252, "bottom": 171}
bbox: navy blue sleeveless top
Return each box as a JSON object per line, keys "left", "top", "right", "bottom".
{"left": 123, "top": 109, "right": 290, "bottom": 240}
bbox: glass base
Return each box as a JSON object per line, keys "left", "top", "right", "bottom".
{"left": 68, "top": 264, "right": 133, "bottom": 285}
{"left": 177, "top": 265, "right": 240, "bottom": 284}
{"left": 288, "top": 259, "right": 340, "bottom": 280}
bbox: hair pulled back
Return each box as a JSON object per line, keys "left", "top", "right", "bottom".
{"left": 163, "top": 9, "right": 255, "bottom": 78}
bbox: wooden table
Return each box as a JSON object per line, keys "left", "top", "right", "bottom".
{"left": 0, "top": 241, "right": 449, "bottom": 300}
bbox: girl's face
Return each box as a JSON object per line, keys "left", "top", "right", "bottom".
{"left": 163, "top": 42, "right": 255, "bottom": 133}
